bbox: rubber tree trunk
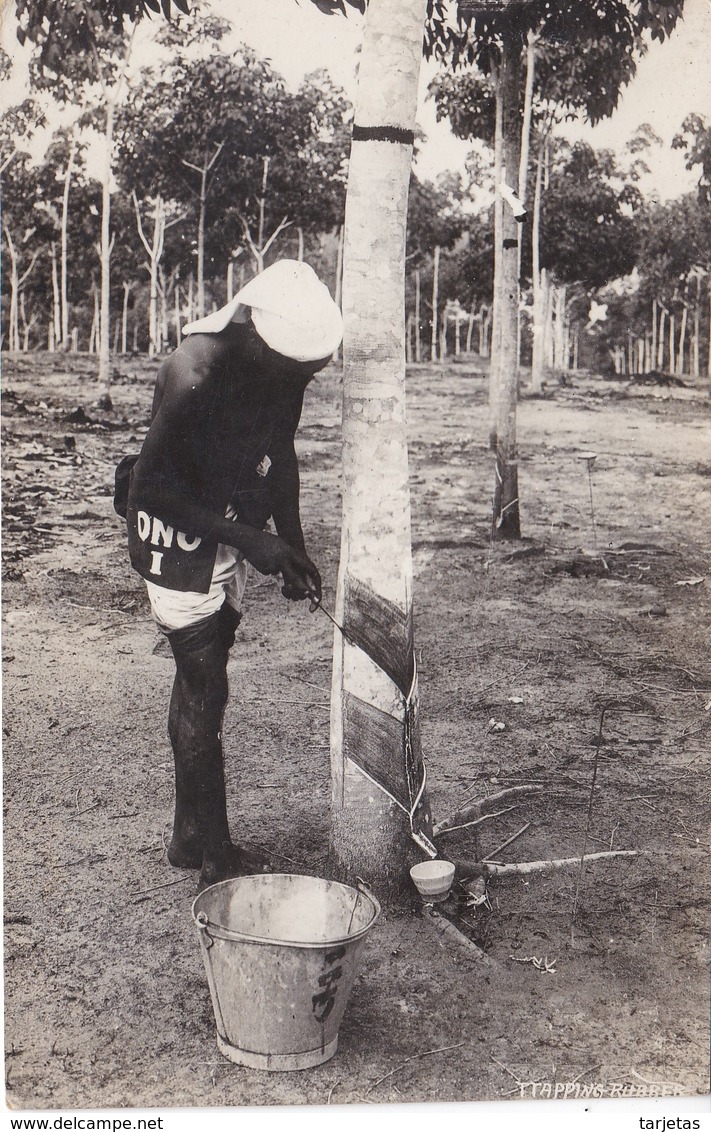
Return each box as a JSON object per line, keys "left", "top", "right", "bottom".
{"left": 98, "top": 100, "right": 115, "bottom": 404}
{"left": 50, "top": 242, "right": 61, "bottom": 350}
{"left": 479, "top": 304, "right": 491, "bottom": 356}
{"left": 3, "top": 225, "right": 19, "bottom": 351}
{"left": 430, "top": 244, "right": 440, "bottom": 362}
{"left": 516, "top": 31, "right": 535, "bottom": 369}
{"left": 134, "top": 192, "right": 167, "bottom": 357}
{"left": 692, "top": 274, "right": 701, "bottom": 379}
{"left": 465, "top": 302, "right": 475, "bottom": 354}
{"left": 60, "top": 136, "right": 77, "bottom": 351}
{"left": 708, "top": 287, "right": 711, "bottom": 379}
{"left": 488, "top": 61, "right": 505, "bottom": 447}
{"left": 552, "top": 284, "right": 567, "bottom": 370}
{"left": 491, "top": 25, "right": 523, "bottom": 541}
{"left": 197, "top": 164, "right": 208, "bottom": 318}
{"left": 414, "top": 266, "right": 422, "bottom": 362}
{"left": 657, "top": 305, "right": 666, "bottom": 369}
{"left": 529, "top": 137, "right": 546, "bottom": 392}
{"left": 333, "top": 224, "right": 344, "bottom": 362}
{"left": 330, "top": 0, "right": 434, "bottom": 899}
{"left": 677, "top": 303, "right": 688, "bottom": 376}
{"left": 121, "top": 282, "right": 131, "bottom": 353}
{"left": 174, "top": 282, "right": 181, "bottom": 347}
{"left": 149, "top": 200, "right": 166, "bottom": 356}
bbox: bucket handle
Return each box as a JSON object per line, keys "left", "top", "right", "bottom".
{"left": 351, "top": 876, "right": 380, "bottom": 934}
{"left": 196, "top": 911, "right": 214, "bottom": 949}
{"left": 195, "top": 912, "right": 229, "bottom": 1043}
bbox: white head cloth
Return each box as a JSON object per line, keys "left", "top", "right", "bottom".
{"left": 182, "top": 259, "right": 343, "bottom": 363}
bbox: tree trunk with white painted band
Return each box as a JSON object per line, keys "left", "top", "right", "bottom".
{"left": 330, "top": 0, "right": 433, "bottom": 897}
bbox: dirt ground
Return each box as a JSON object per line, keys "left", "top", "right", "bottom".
{"left": 2, "top": 352, "right": 710, "bottom": 1111}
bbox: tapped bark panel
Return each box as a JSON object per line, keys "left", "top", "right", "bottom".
{"left": 342, "top": 691, "right": 409, "bottom": 810}
{"left": 342, "top": 573, "right": 414, "bottom": 697}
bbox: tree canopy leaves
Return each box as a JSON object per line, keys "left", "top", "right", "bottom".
{"left": 673, "top": 114, "right": 711, "bottom": 203}
{"left": 426, "top": 1, "right": 685, "bottom": 126}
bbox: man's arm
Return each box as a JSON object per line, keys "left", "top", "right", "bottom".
{"left": 129, "top": 338, "right": 319, "bottom": 591}
{"left": 267, "top": 391, "right": 322, "bottom": 602}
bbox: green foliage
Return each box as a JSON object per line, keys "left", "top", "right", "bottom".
{"left": 637, "top": 193, "right": 711, "bottom": 305}
{"left": 16, "top": 0, "right": 190, "bottom": 72}
{"left": 673, "top": 114, "right": 711, "bottom": 203}
{"left": 424, "top": 0, "right": 685, "bottom": 126}
{"left": 0, "top": 97, "right": 46, "bottom": 169}
{"left": 116, "top": 39, "right": 351, "bottom": 280}
{"left": 303, "top": 0, "right": 366, "bottom": 12}
{"left": 407, "top": 172, "right": 468, "bottom": 259}
{"left": 429, "top": 71, "right": 496, "bottom": 144}
{"left": 538, "top": 141, "right": 640, "bottom": 288}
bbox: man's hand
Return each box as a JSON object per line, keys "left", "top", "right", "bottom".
{"left": 281, "top": 555, "right": 321, "bottom": 606}
{"left": 281, "top": 565, "right": 321, "bottom": 606}
{"left": 240, "top": 529, "right": 321, "bottom": 603}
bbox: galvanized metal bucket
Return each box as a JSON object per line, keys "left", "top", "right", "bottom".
{"left": 191, "top": 873, "right": 380, "bottom": 1071}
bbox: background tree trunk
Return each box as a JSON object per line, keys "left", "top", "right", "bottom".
{"left": 121, "top": 282, "right": 131, "bottom": 354}
{"left": 529, "top": 137, "right": 546, "bottom": 392}
{"left": 98, "top": 101, "right": 115, "bottom": 404}
{"left": 491, "top": 24, "right": 523, "bottom": 540}
{"left": 692, "top": 274, "right": 701, "bottom": 379}
{"left": 60, "top": 135, "right": 77, "bottom": 351}
{"left": 50, "top": 243, "right": 61, "bottom": 351}
{"left": 430, "top": 244, "right": 440, "bottom": 362}
{"left": 552, "top": 284, "right": 567, "bottom": 371}
{"left": 4, "top": 225, "right": 20, "bottom": 352}
{"left": 677, "top": 302, "right": 688, "bottom": 376}
{"left": 197, "top": 163, "right": 208, "bottom": 317}
{"left": 480, "top": 304, "right": 491, "bottom": 356}
{"left": 465, "top": 301, "right": 475, "bottom": 354}
{"left": 333, "top": 223, "right": 344, "bottom": 362}
{"left": 657, "top": 304, "right": 667, "bottom": 370}
{"left": 330, "top": 0, "right": 434, "bottom": 898}
{"left": 488, "top": 59, "right": 505, "bottom": 447}
{"left": 174, "top": 281, "right": 182, "bottom": 347}
{"left": 414, "top": 267, "right": 422, "bottom": 362}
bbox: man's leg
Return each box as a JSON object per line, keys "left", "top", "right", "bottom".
{"left": 166, "top": 605, "right": 268, "bottom": 887}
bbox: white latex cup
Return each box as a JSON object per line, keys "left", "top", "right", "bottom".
{"left": 410, "top": 860, "right": 456, "bottom": 902}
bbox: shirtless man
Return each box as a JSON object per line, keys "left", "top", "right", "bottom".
{"left": 124, "top": 260, "right": 343, "bottom": 889}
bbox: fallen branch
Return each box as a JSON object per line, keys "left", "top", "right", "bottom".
{"left": 365, "top": 1041, "right": 464, "bottom": 1096}
{"left": 131, "top": 876, "right": 193, "bottom": 899}
{"left": 434, "top": 804, "right": 525, "bottom": 836}
{"left": 485, "top": 850, "right": 637, "bottom": 877}
{"left": 454, "top": 849, "right": 638, "bottom": 880}
{"left": 433, "top": 785, "right": 542, "bottom": 836}
{"left": 420, "top": 906, "right": 498, "bottom": 968}
{"left": 484, "top": 822, "right": 531, "bottom": 862}
{"left": 572, "top": 706, "right": 604, "bottom": 926}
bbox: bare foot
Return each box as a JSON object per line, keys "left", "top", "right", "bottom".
{"left": 167, "top": 819, "right": 203, "bottom": 869}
